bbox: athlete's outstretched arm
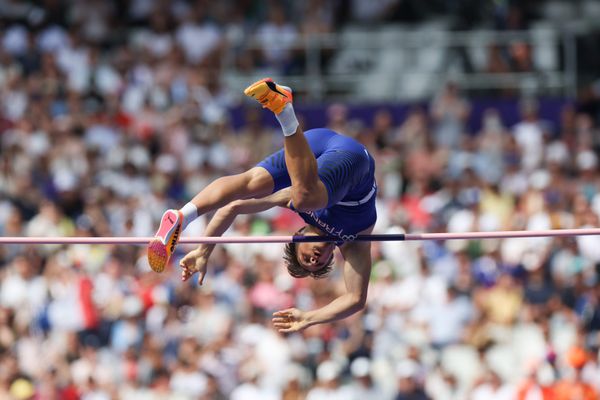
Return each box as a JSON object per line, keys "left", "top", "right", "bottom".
{"left": 180, "top": 188, "right": 292, "bottom": 284}
{"left": 272, "top": 241, "right": 371, "bottom": 332}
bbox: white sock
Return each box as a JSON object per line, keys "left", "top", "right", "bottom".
{"left": 180, "top": 202, "right": 198, "bottom": 230}
{"left": 275, "top": 103, "right": 299, "bottom": 136}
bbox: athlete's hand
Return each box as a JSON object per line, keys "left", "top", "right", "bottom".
{"left": 272, "top": 308, "right": 310, "bottom": 333}
{"left": 179, "top": 248, "right": 209, "bottom": 285}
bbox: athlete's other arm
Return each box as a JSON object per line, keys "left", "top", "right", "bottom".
{"left": 180, "top": 188, "right": 292, "bottom": 283}
{"left": 272, "top": 240, "right": 371, "bottom": 332}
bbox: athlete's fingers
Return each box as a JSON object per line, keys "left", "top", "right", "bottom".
{"left": 272, "top": 317, "right": 289, "bottom": 324}
{"left": 272, "top": 312, "right": 288, "bottom": 317}
{"left": 180, "top": 261, "right": 191, "bottom": 271}
{"left": 273, "top": 309, "right": 295, "bottom": 317}
{"left": 182, "top": 268, "right": 193, "bottom": 281}
{"left": 179, "top": 255, "right": 190, "bottom": 267}
{"left": 198, "top": 271, "right": 205, "bottom": 286}
{"left": 180, "top": 253, "right": 198, "bottom": 269}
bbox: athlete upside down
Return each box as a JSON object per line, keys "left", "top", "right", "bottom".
{"left": 148, "top": 78, "right": 377, "bottom": 332}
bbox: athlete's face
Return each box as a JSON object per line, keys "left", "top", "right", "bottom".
{"left": 296, "top": 232, "right": 335, "bottom": 272}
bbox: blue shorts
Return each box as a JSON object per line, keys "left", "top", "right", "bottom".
{"left": 257, "top": 128, "right": 375, "bottom": 208}
{"left": 257, "top": 128, "right": 377, "bottom": 238}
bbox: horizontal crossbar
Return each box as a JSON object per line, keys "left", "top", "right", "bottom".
{"left": 0, "top": 228, "right": 599, "bottom": 244}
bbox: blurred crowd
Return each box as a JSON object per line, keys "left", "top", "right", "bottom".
{"left": 0, "top": 1, "right": 600, "bottom": 400}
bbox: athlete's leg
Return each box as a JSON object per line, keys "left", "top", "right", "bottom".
{"left": 188, "top": 167, "right": 273, "bottom": 216}
{"left": 244, "top": 79, "right": 327, "bottom": 211}
{"left": 147, "top": 167, "right": 273, "bottom": 273}
{"left": 280, "top": 125, "right": 328, "bottom": 210}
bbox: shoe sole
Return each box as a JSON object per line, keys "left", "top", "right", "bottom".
{"left": 147, "top": 210, "right": 182, "bottom": 273}
{"left": 148, "top": 238, "right": 169, "bottom": 273}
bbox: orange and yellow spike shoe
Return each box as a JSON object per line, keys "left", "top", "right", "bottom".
{"left": 147, "top": 209, "right": 183, "bottom": 273}
{"left": 244, "top": 78, "right": 293, "bottom": 115}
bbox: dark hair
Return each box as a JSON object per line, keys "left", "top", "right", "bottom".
{"left": 283, "top": 227, "right": 334, "bottom": 279}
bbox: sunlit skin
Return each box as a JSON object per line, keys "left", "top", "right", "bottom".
{"left": 295, "top": 225, "right": 335, "bottom": 272}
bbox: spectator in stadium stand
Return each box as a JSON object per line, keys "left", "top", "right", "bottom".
{"left": 394, "top": 360, "right": 429, "bottom": 400}
{"left": 255, "top": 5, "right": 299, "bottom": 74}
{"left": 338, "top": 357, "right": 386, "bottom": 400}
{"left": 552, "top": 346, "right": 598, "bottom": 399}
{"left": 431, "top": 81, "right": 470, "bottom": 151}
{"left": 306, "top": 360, "right": 345, "bottom": 400}
{"left": 516, "top": 362, "right": 556, "bottom": 400}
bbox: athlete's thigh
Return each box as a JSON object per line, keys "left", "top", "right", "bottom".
{"left": 255, "top": 148, "right": 291, "bottom": 194}
{"left": 244, "top": 166, "right": 276, "bottom": 198}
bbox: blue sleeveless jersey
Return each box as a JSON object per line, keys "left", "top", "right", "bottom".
{"left": 257, "top": 128, "right": 377, "bottom": 241}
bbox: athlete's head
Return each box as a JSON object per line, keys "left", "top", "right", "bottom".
{"left": 284, "top": 226, "right": 335, "bottom": 279}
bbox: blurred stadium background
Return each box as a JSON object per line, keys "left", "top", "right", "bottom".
{"left": 1, "top": 0, "right": 600, "bottom": 399}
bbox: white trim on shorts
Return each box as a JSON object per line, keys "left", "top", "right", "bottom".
{"left": 336, "top": 184, "right": 377, "bottom": 206}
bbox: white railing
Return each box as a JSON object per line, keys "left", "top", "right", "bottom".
{"left": 222, "top": 27, "right": 577, "bottom": 101}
